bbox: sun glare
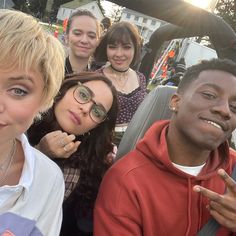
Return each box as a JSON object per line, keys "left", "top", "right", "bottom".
{"left": 184, "top": 0, "right": 210, "bottom": 9}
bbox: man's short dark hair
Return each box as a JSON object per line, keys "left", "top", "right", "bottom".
{"left": 177, "top": 58, "right": 236, "bottom": 93}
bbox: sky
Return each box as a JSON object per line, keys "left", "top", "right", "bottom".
{"left": 101, "top": 0, "right": 218, "bottom": 15}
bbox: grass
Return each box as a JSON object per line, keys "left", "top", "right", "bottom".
{"left": 40, "top": 22, "right": 64, "bottom": 34}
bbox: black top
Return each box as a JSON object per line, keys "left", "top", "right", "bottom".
{"left": 65, "top": 57, "right": 105, "bottom": 75}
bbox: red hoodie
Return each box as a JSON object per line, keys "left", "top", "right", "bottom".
{"left": 94, "top": 120, "right": 236, "bottom": 236}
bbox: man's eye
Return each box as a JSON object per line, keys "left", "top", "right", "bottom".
{"left": 230, "top": 104, "right": 236, "bottom": 113}
{"left": 201, "top": 92, "right": 216, "bottom": 99}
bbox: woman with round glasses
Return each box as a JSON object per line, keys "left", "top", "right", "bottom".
{"left": 27, "top": 72, "right": 118, "bottom": 236}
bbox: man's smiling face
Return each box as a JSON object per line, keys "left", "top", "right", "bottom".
{"left": 171, "top": 69, "right": 236, "bottom": 150}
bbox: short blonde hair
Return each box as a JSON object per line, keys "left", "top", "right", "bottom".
{"left": 0, "top": 10, "right": 65, "bottom": 111}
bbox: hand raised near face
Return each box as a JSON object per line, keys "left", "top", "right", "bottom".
{"left": 193, "top": 169, "right": 236, "bottom": 232}
{"left": 36, "top": 130, "right": 81, "bottom": 159}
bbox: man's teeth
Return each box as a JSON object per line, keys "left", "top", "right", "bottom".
{"left": 206, "top": 120, "right": 222, "bottom": 130}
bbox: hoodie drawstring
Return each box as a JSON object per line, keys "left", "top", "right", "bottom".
{"left": 185, "top": 178, "right": 192, "bottom": 236}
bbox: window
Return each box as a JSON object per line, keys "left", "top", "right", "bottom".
{"left": 151, "top": 20, "right": 156, "bottom": 26}
{"left": 143, "top": 18, "right": 147, "bottom": 23}
{"left": 134, "top": 16, "right": 139, "bottom": 21}
{"left": 126, "top": 13, "right": 131, "bottom": 19}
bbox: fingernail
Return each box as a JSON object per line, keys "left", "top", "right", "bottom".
{"left": 194, "top": 186, "right": 201, "bottom": 192}
{"left": 218, "top": 169, "right": 225, "bottom": 175}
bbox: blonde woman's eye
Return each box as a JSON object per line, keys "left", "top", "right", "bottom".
{"left": 11, "top": 88, "right": 28, "bottom": 97}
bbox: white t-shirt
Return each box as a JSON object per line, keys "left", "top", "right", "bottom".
{"left": 172, "top": 162, "right": 206, "bottom": 176}
{"left": 0, "top": 134, "right": 65, "bottom": 236}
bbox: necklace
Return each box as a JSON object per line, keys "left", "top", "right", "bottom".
{"left": 110, "top": 66, "right": 130, "bottom": 93}
{"left": 110, "top": 65, "right": 129, "bottom": 73}
{"left": 0, "top": 140, "right": 16, "bottom": 185}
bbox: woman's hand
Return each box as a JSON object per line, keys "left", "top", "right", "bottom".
{"left": 105, "top": 144, "right": 117, "bottom": 164}
{"left": 193, "top": 169, "right": 236, "bottom": 232}
{"left": 36, "top": 130, "right": 81, "bottom": 158}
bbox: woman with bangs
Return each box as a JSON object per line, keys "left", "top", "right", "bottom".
{"left": 94, "top": 21, "right": 147, "bottom": 146}
{"left": 27, "top": 72, "right": 118, "bottom": 236}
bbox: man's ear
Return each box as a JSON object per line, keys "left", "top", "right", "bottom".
{"left": 169, "top": 93, "right": 181, "bottom": 111}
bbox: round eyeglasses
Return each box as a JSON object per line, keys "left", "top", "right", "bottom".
{"left": 73, "top": 83, "right": 108, "bottom": 123}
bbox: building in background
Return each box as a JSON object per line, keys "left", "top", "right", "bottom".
{"left": 57, "top": 0, "right": 103, "bottom": 22}
{"left": 120, "top": 8, "right": 165, "bottom": 43}
{"left": 0, "top": 0, "right": 14, "bottom": 9}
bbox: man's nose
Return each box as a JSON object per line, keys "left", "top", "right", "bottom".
{"left": 212, "top": 99, "right": 231, "bottom": 120}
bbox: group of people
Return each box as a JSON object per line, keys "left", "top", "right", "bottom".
{"left": 1, "top": 7, "right": 236, "bottom": 236}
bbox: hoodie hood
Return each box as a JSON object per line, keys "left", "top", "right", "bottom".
{"left": 136, "top": 120, "right": 231, "bottom": 180}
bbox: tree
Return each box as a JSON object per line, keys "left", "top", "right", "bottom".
{"left": 110, "top": 5, "right": 123, "bottom": 22}
{"left": 29, "top": 0, "right": 47, "bottom": 18}
{"left": 96, "top": 0, "right": 105, "bottom": 15}
{"left": 215, "top": 0, "right": 236, "bottom": 32}
{"left": 13, "top": 0, "right": 31, "bottom": 12}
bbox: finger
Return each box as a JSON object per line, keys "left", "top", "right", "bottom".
{"left": 218, "top": 169, "right": 236, "bottom": 194}
{"left": 62, "top": 141, "right": 79, "bottom": 153}
{"left": 62, "top": 134, "right": 76, "bottom": 145}
{"left": 57, "top": 132, "right": 70, "bottom": 147}
{"left": 209, "top": 200, "right": 236, "bottom": 217}
{"left": 74, "top": 141, "right": 81, "bottom": 148}
{"left": 208, "top": 205, "right": 236, "bottom": 231}
{"left": 193, "top": 185, "right": 223, "bottom": 203}
{"left": 46, "top": 130, "right": 63, "bottom": 138}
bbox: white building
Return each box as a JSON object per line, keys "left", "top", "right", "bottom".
{"left": 120, "top": 8, "right": 165, "bottom": 43}
{"left": 57, "top": 0, "right": 103, "bottom": 22}
{"left": 0, "top": 0, "right": 14, "bottom": 9}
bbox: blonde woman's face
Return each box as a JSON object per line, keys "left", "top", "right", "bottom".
{"left": 0, "top": 68, "right": 44, "bottom": 142}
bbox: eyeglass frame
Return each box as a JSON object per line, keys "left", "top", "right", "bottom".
{"left": 72, "top": 82, "right": 108, "bottom": 123}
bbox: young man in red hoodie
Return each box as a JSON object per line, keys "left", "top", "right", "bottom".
{"left": 94, "top": 59, "right": 236, "bottom": 236}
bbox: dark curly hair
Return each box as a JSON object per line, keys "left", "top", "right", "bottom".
{"left": 27, "top": 71, "right": 118, "bottom": 206}
{"left": 178, "top": 58, "right": 236, "bottom": 94}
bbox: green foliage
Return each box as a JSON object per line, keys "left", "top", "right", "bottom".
{"left": 109, "top": 3, "right": 123, "bottom": 22}
{"left": 13, "top": 0, "right": 31, "bottom": 12}
{"left": 216, "top": 0, "right": 236, "bottom": 31}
